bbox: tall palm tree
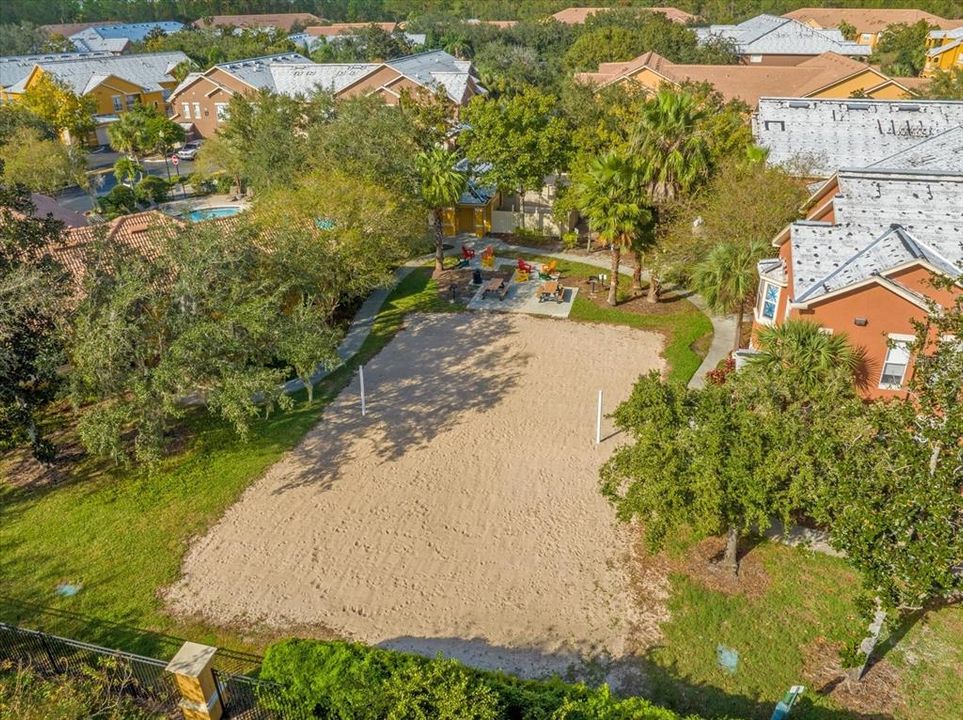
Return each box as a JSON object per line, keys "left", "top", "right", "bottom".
{"left": 575, "top": 151, "right": 651, "bottom": 306}
{"left": 113, "top": 156, "right": 142, "bottom": 187}
{"left": 106, "top": 110, "right": 148, "bottom": 163}
{"left": 749, "top": 319, "right": 865, "bottom": 388}
{"left": 692, "top": 240, "right": 768, "bottom": 351}
{"left": 631, "top": 89, "right": 711, "bottom": 303}
{"left": 416, "top": 148, "right": 467, "bottom": 275}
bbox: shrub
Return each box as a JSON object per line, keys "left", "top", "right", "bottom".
{"left": 96, "top": 184, "right": 140, "bottom": 219}
{"left": 187, "top": 172, "right": 215, "bottom": 195}
{"left": 261, "top": 639, "right": 698, "bottom": 720}
{"left": 135, "top": 175, "right": 171, "bottom": 205}
{"left": 561, "top": 231, "right": 579, "bottom": 250}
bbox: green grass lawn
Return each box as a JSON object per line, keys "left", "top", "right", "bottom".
{"left": 4, "top": 263, "right": 957, "bottom": 719}
{"left": 0, "top": 268, "right": 456, "bottom": 659}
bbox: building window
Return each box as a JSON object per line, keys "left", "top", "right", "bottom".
{"left": 193, "top": 102, "right": 201, "bottom": 118}
{"left": 125, "top": 94, "right": 138, "bottom": 109}
{"left": 112, "top": 95, "right": 122, "bottom": 112}
{"left": 764, "top": 120, "right": 785, "bottom": 131}
{"left": 749, "top": 54, "right": 762, "bottom": 63}
{"left": 215, "top": 103, "right": 229, "bottom": 122}
{"left": 757, "top": 282, "right": 780, "bottom": 322}
{"left": 879, "top": 336, "right": 912, "bottom": 389}
{"left": 181, "top": 102, "right": 191, "bottom": 119}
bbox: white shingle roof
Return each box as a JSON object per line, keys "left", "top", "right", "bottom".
{"left": 270, "top": 63, "right": 375, "bottom": 95}
{"left": 754, "top": 98, "right": 963, "bottom": 176}
{"left": 698, "top": 14, "right": 871, "bottom": 57}
{"left": 69, "top": 21, "right": 184, "bottom": 43}
{"left": 787, "top": 161, "right": 963, "bottom": 303}
{"left": 0, "top": 52, "right": 112, "bottom": 89}
{"left": 213, "top": 53, "right": 313, "bottom": 90}
{"left": 7, "top": 51, "right": 189, "bottom": 95}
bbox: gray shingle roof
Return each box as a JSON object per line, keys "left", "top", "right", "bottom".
{"left": 753, "top": 98, "right": 963, "bottom": 176}
{"left": 6, "top": 51, "right": 189, "bottom": 95}
{"left": 697, "top": 14, "right": 870, "bottom": 57}
{"left": 213, "top": 53, "right": 313, "bottom": 90}
{"left": 0, "top": 52, "right": 113, "bottom": 89}
{"left": 787, "top": 164, "right": 963, "bottom": 303}
{"left": 70, "top": 22, "right": 184, "bottom": 43}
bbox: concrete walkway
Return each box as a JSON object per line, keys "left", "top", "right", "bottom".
{"left": 485, "top": 239, "right": 736, "bottom": 388}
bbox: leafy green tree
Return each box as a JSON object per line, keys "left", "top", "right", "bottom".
{"left": 311, "top": 26, "right": 413, "bottom": 63}
{"left": 194, "top": 133, "right": 246, "bottom": 195}
{"left": 20, "top": 74, "right": 96, "bottom": 144}
{"left": 922, "top": 67, "right": 963, "bottom": 99}
{"left": 398, "top": 86, "right": 454, "bottom": 150}
{"left": 0, "top": 104, "right": 55, "bottom": 145}
{"left": 0, "top": 21, "right": 48, "bottom": 54}
{"left": 416, "top": 148, "right": 467, "bottom": 275}
{"left": 838, "top": 20, "right": 858, "bottom": 41}
{"left": 749, "top": 320, "right": 865, "bottom": 390}
{"left": 600, "top": 372, "right": 796, "bottom": 575}
{"left": 0, "top": 183, "right": 68, "bottom": 461}
{"left": 692, "top": 240, "right": 768, "bottom": 350}
{"left": 462, "top": 87, "right": 571, "bottom": 213}
{"left": 0, "top": 127, "right": 87, "bottom": 194}
{"left": 870, "top": 21, "right": 934, "bottom": 76}
{"left": 574, "top": 151, "right": 650, "bottom": 305}
{"left": 630, "top": 88, "right": 712, "bottom": 302}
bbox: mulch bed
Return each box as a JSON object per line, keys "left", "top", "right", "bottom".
{"left": 802, "top": 637, "right": 905, "bottom": 718}
{"left": 679, "top": 535, "right": 771, "bottom": 601}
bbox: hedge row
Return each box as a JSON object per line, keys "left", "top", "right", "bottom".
{"left": 260, "top": 640, "right": 704, "bottom": 720}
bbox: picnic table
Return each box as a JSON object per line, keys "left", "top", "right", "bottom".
{"left": 482, "top": 277, "right": 509, "bottom": 300}
{"left": 538, "top": 280, "right": 565, "bottom": 304}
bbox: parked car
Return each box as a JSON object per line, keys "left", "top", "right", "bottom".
{"left": 176, "top": 141, "right": 202, "bottom": 160}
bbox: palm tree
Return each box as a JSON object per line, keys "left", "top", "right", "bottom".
{"left": 692, "top": 240, "right": 768, "bottom": 351}
{"left": 113, "top": 156, "right": 142, "bottom": 187}
{"left": 106, "top": 110, "right": 148, "bottom": 162}
{"left": 575, "top": 151, "right": 651, "bottom": 306}
{"left": 416, "top": 148, "right": 467, "bottom": 275}
{"left": 749, "top": 320, "right": 865, "bottom": 388}
{"left": 631, "top": 89, "right": 711, "bottom": 303}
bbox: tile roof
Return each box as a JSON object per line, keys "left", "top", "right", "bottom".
{"left": 576, "top": 51, "right": 897, "bottom": 107}
{"left": 7, "top": 51, "right": 189, "bottom": 95}
{"left": 40, "top": 22, "right": 113, "bottom": 37}
{"left": 0, "top": 51, "right": 113, "bottom": 89}
{"left": 696, "top": 14, "right": 871, "bottom": 57}
{"left": 784, "top": 8, "right": 961, "bottom": 34}
{"left": 550, "top": 7, "right": 695, "bottom": 24}
{"left": 305, "top": 22, "right": 399, "bottom": 37}
{"left": 753, "top": 98, "right": 963, "bottom": 176}
{"left": 195, "top": 13, "right": 323, "bottom": 31}
{"left": 27, "top": 193, "right": 89, "bottom": 228}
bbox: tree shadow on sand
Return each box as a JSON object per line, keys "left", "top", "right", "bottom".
{"left": 270, "top": 313, "right": 530, "bottom": 494}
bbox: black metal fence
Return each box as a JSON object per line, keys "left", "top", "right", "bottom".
{"left": 0, "top": 622, "right": 180, "bottom": 714}
{"left": 0, "top": 623, "right": 306, "bottom": 719}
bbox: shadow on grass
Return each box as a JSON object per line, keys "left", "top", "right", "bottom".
{"left": 376, "top": 633, "right": 893, "bottom": 720}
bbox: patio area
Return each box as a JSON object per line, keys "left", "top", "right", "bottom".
{"left": 466, "top": 258, "right": 578, "bottom": 319}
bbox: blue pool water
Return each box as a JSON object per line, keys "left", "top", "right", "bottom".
{"left": 186, "top": 206, "right": 243, "bottom": 222}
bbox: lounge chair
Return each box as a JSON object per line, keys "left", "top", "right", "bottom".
{"left": 539, "top": 260, "right": 560, "bottom": 280}
{"left": 538, "top": 280, "right": 565, "bottom": 304}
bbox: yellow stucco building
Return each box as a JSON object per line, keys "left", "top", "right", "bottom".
{"left": 2, "top": 51, "right": 188, "bottom": 143}
{"left": 924, "top": 28, "right": 963, "bottom": 77}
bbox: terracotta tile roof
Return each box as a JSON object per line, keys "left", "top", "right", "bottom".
{"left": 39, "top": 21, "right": 113, "bottom": 37}
{"left": 551, "top": 6, "right": 695, "bottom": 24}
{"left": 194, "top": 13, "right": 323, "bottom": 31}
{"left": 784, "top": 8, "right": 961, "bottom": 34}
{"left": 576, "top": 51, "right": 904, "bottom": 107}
{"left": 305, "top": 22, "right": 399, "bottom": 37}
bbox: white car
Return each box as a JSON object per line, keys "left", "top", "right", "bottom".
{"left": 176, "top": 141, "right": 202, "bottom": 160}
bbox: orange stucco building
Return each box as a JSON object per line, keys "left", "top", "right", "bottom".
{"left": 749, "top": 127, "right": 963, "bottom": 399}
{"left": 168, "top": 50, "right": 484, "bottom": 138}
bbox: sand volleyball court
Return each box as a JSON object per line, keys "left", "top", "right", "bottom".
{"left": 166, "top": 312, "right": 665, "bottom": 678}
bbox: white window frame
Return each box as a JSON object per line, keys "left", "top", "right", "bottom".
{"left": 215, "top": 102, "right": 229, "bottom": 122}
{"left": 755, "top": 281, "right": 780, "bottom": 325}
{"left": 193, "top": 102, "right": 202, "bottom": 118}
{"left": 749, "top": 54, "right": 763, "bottom": 63}
{"left": 181, "top": 102, "right": 190, "bottom": 119}
{"left": 878, "top": 334, "right": 914, "bottom": 390}
{"left": 112, "top": 95, "right": 123, "bottom": 112}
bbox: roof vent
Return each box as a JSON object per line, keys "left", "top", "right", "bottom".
{"left": 788, "top": 100, "right": 810, "bottom": 109}
{"left": 896, "top": 104, "right": 921, "bottom": 112}
{"left": 846, "top": 103, "right": 870, "bottom": 111}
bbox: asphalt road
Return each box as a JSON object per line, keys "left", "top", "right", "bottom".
{"left": 59, "top": 149, "right": 195, "bottom": 214}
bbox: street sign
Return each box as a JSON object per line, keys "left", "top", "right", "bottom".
{"left": 171, "top": 155, "right": 179, "bottom": 166}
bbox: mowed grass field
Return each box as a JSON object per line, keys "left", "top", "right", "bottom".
{"left": 2, "top": 263, "right": 959, "bottom": 719}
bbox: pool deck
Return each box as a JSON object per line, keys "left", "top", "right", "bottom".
{"left": 159, "top": 194, "right": 250, "bottom": 218}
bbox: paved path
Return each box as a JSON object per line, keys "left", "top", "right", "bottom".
{"left": 485, "top": 239, "right": 736, "bottom": 388}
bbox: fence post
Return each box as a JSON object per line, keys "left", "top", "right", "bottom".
{"left": 165, "top": 642, "right": 223, "bottom": 720}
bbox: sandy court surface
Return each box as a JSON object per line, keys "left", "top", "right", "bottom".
{"left": 166, "top": 312, "right": 666, "bottom": 678}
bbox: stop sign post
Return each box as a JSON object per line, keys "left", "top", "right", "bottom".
{"left": 171, "top": 155, "right": 179, "bottom": 166}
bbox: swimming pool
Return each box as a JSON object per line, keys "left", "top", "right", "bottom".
{"left": 185, "top": 206, "right": 244, "bottom": 222}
